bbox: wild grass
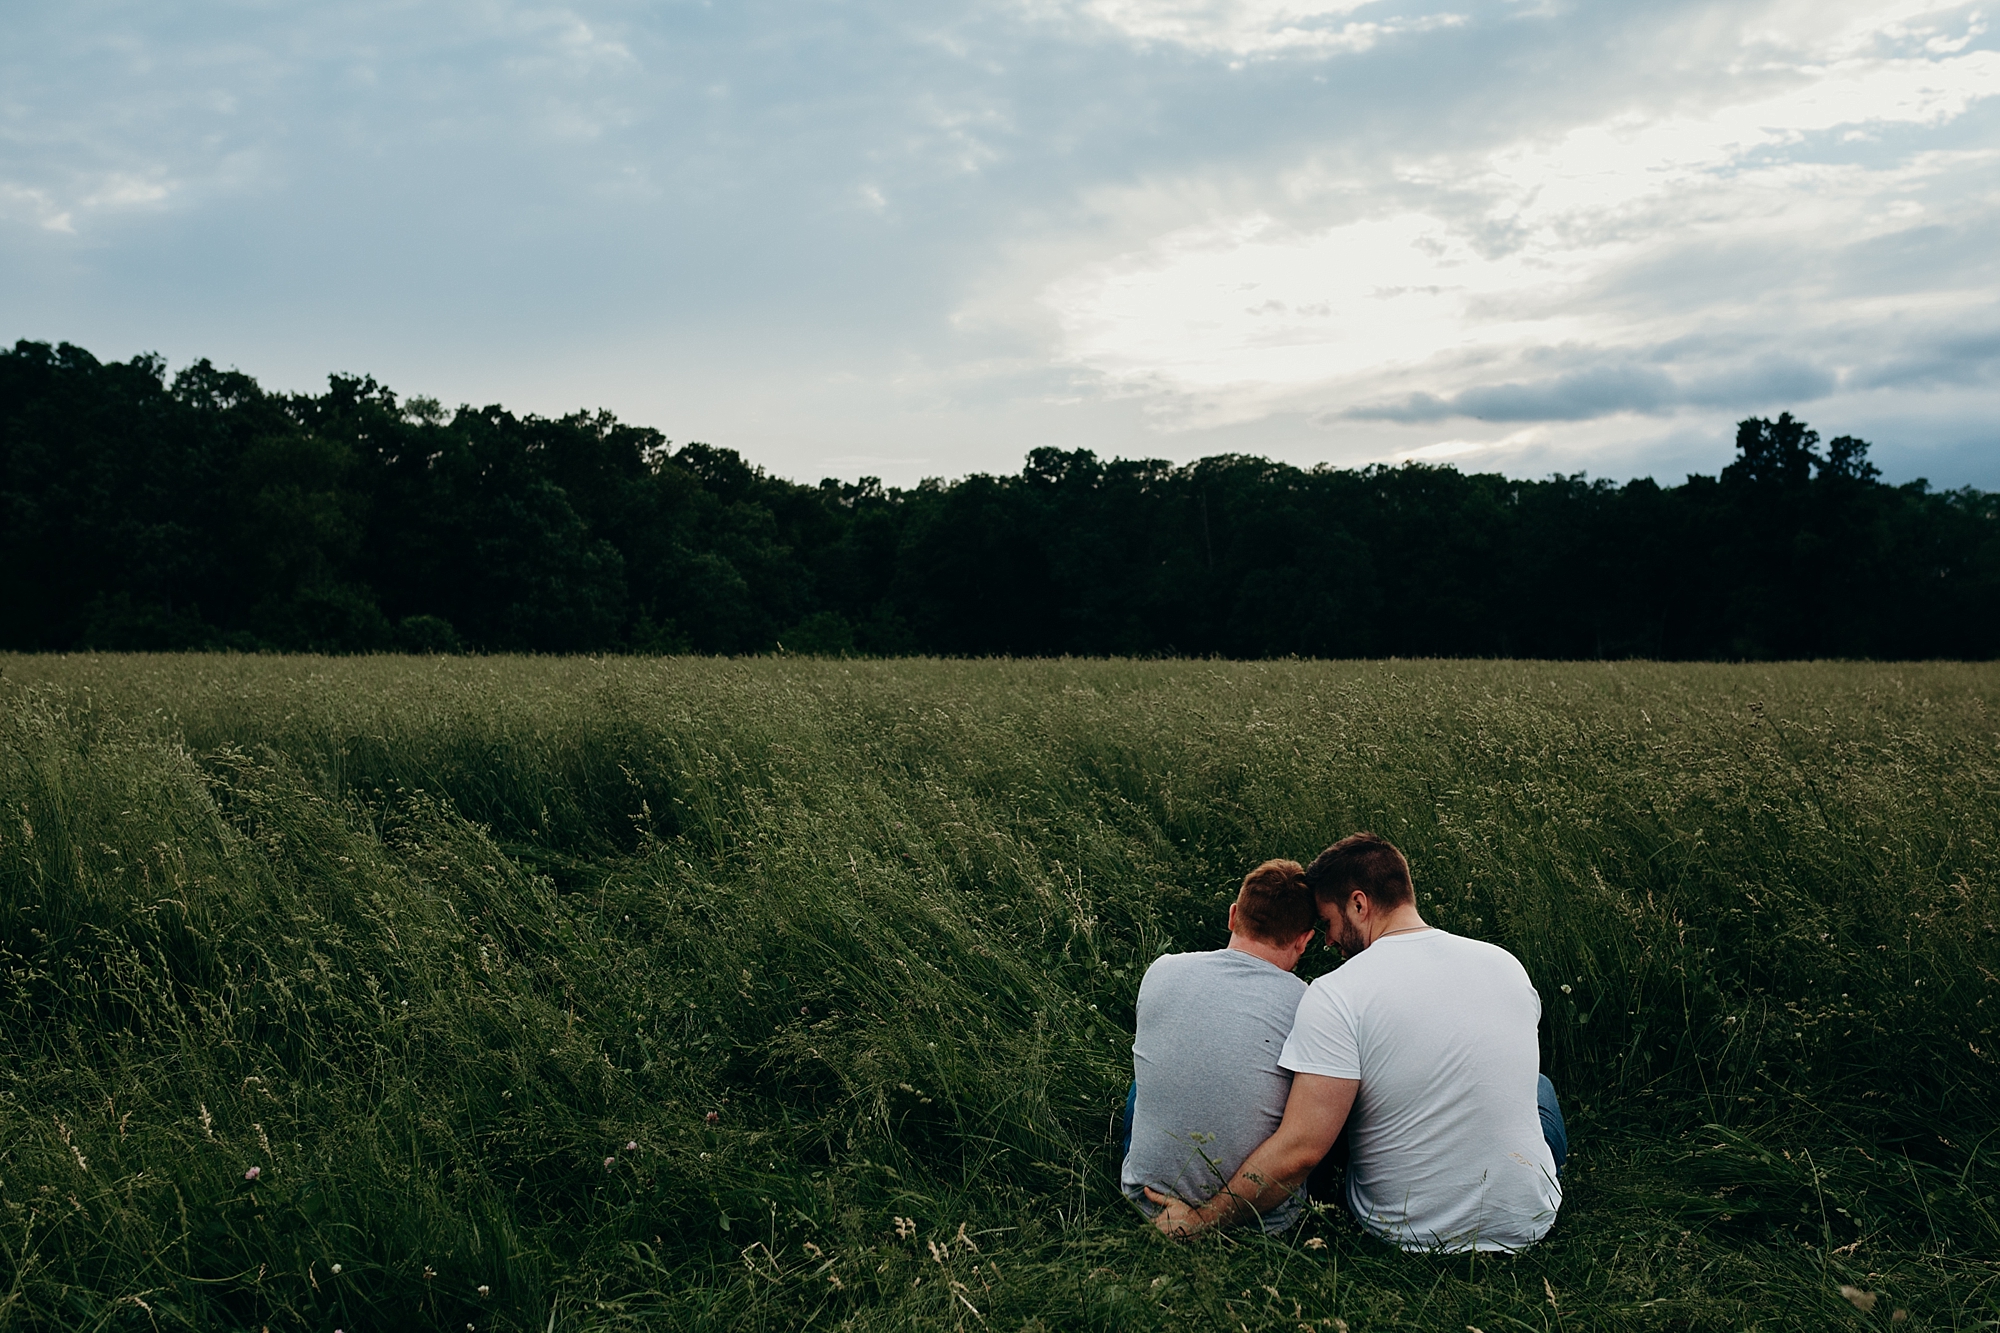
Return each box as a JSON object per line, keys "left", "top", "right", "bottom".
{"left": 0, "top": 654, "right": 1994, "bottom": 1332}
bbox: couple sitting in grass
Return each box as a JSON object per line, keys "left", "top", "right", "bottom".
{"left": 1121, "top": 833, "right": 1567, "bottom": 1252}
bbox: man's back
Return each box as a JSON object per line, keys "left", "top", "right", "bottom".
{"left": 1123, "top": 948, "right": 1306, "bottom": 1234}
{"left": 1281, "top": 930, "right": 1560, "bottom": 1251}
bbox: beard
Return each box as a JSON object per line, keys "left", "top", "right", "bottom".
{"left": 1333, "top": 913, "right": 1368, "bottom": 958}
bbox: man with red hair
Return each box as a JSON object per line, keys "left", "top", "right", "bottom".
{"left": 1121, "top": 858, "right": 1321, "bottom": 1235}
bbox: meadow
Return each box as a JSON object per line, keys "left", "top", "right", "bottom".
{"left": 0, "top": 654, "right": 1995, "bottom": 1332}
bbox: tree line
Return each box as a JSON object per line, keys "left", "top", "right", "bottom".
{"left": 4, "top": 338, "right": 1996, "bottom": 659}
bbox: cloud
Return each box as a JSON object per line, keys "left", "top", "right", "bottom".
{"left": 1033, "top": 2, "right": 2000, "bottom": 433}
{"left": 0, "top": 183, "right": 70, "bottom": 232}
{"left": 1844, "top": 324, "right": 2000, "bottom": 388}
{"left": 1343, "top": 355, "right": 1838, "bottom": 422}
{"left": 1024, "top": 0, "right": 1469, "bottom": 58}
{"left": 0, "top": 170, "right": 173, "bottom": 234}
{"left": 1349, "top": 367, "right": 1675, "bottom": 423}
{"left": 1370, "top": 425, "right": 1546, "bottom": 465}
{"left": 4, "top": 0, "right": 1998, "bottom": 490}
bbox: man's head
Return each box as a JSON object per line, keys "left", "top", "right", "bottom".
{"left": 1226, "top": 858, "right": 1319, "bottom": 969}
{"left": 1303, "top": 833, "right": 1415, "bottom": 957}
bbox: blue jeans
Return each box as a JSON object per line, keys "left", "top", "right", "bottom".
{"left": 1538, "top": 1073, "right": 1568, "bottom": 1178}
{"left": 1119, "top": 1079, "right": 1138, "bottom": 1162}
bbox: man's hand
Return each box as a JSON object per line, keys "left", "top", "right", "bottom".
{"left": 1143, "top": 1187, "right": 1206, "bottom": 1237}
{"left": 1139, "top": 1074, "right": 1359, "bottom": 1240}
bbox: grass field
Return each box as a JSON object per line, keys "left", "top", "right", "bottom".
{"left": 0, "top": 654, "right": 1995, "bottom": 1332}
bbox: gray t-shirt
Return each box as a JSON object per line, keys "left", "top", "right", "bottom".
{"left": 1121, "top": 947, "right": 1307, "bottom": 1234}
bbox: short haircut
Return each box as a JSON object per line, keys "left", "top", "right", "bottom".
{"left": 1235, "top": 859, "right": 1317, "bottom": 944}
{"left": 1303, "top": 833, "right": 1414, "bottom": 912}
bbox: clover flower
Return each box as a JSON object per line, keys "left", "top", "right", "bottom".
{"left": 243, "top": 1166, "right": 261, "bottom": 1181}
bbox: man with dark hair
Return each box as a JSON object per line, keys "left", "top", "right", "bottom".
{"left": 1122, "top": 859, "right": 1320, "bottom": 1235}
{"left": 1146, "top": 833, "right": 1565, "bottom": 1252}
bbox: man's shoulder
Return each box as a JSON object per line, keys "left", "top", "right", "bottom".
{"left": 1309, "top": 931, "right": 1527, "bottom": 995}
{"left": 1432, "top": 931, "right": 1532, "bottom": 978}
{"left": 1140, "top": 948, "right": 1305, "bottom": 1002}
{"left": 1137, "top": 948, "right": 1210, "bottom": 997}
{"left": 1141, "top": 948, "right": 1222, "bottom": 979}
{"left": 1147, "top": 947, "right": 1300, "bottom": 978}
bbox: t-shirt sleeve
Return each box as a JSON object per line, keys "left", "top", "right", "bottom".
{"left": 1506, "top": 949, "right": 1542, "bottom": 1021}
{"left": 1277, "top": 980, "right": 1362, "bottom": 1079}
{"left": 1134, "top": 953, "right": 1174, "bottom": 1018}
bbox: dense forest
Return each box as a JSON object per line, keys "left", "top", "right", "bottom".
{"left": 3, "top": 338, "right": 1996, "bottom": 658}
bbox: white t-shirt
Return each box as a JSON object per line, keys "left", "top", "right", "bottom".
{"left": 1279, "top": 929, "right": 1561, "bottom": 1252}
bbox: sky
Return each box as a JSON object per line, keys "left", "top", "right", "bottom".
{"left": 4, "top": 0, "right": 1998, "bottom": 489}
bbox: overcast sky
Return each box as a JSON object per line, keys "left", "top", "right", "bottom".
{"left": 5, "top": 0, "right": 1997, "bottom": 487}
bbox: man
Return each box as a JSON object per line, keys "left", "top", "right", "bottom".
{"left": 1146, "top": 833, "right": 1565, "bottom": 1252}
{"left": 1122, "top": 859, "right": 1320, "bottom": 1235}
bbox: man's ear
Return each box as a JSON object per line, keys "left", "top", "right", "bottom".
{"left": 1227, "top": 901, "right": 1239, "bottom": 934}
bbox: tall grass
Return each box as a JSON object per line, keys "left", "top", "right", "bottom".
{"left": 0, "top": 655, "right": 1995, "bottom": 1331}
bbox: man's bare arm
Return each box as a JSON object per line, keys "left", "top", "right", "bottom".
{"left": 1146, "top": 1073, "right": 1359, "bottom": 1237}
